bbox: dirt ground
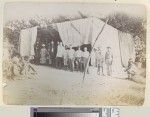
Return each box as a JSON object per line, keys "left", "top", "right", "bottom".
{"left": 3, "top": 65, "right": 146, "bottom": 106}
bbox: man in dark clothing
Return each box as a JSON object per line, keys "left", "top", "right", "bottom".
{"left": 34, "top": 42, "right": 41, "bottom": 64}
{"left": 49, "top": 40, "right": 56, "bottom": 67}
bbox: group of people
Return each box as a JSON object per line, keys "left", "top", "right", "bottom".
{"left": 35, "top": 41, "right": 115, "bottom": 76}
{"left": 3, "top": 47, "right": 37, "bottom": 80}
{"left": 91, "top": 47, "right": 113, "bottom": 76}
{"left": 38, "top": 41, "right": 91, "bottom": 73}
{"left": 36, "top": 41, "right": 136, "bottom": 78}
{"left": 3, "top": 41, "right": 137, "bottom": 80}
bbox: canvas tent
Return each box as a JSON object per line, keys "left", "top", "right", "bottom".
{"left": 19, "top": 26, "right": 37, "bottom": 56}
{"left": 56, "top": 17, "right": 135, "bottom": 78}
{"left": 56, "top": 18, "right": 93, "bottom": 47}
{"left": 19, "top": 26, "right": 60, "bottom": 57}
{"left": 19, "top": 17, "right": 135, "bottom": 78}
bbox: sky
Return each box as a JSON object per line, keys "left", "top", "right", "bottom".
{"left": 4, "top": 2, "right": 147, "bottom": 24}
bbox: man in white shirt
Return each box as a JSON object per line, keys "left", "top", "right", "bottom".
{"left": 75, "top": 47, "right": 83, "bottom": 72}
{"left": 83, "top": 47, "right": 89, "bottom": 73}
{"left": 63, "top": 46, "right": 69, "bottom": 70}
{"left": 68, "top": 46, "right": 75, "bottom": 72}
{"left": 56, "top": 42, "right": 65, "bottom": 69}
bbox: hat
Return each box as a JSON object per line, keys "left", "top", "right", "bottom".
{"left": 107, "top": 46, "right": 111, "bottom": 49}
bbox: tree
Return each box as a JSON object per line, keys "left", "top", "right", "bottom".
{"left": 104, "top": 12, "right": 146, "bottom": 43}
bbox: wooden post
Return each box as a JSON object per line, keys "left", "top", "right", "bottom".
{"left": 82, "top": 18, "right": 109, "bottom": 83}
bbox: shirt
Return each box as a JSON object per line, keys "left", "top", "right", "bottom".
{"left": 75, "top": 50, "right": 82, "bottom": 58}
{"left": 83, "top": 51, "right": 89, "bottom": 58}
{"left": 97, "top": 53, "right": 104, "bottom": 66}
{"left": 68, "top": 49, "right": 75, "bottom": 59}
{"left": 57, "top": 45, "right": 64, "bottom": 57}
{"left": 63, "top": 50, "right": 69, "bottom": 59}
{"left": 105, "top": 51, "right": 113, "bottom": 60}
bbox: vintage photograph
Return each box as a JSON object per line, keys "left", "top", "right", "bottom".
{"left": 2, "top": 3, "right": 146, "bottom": 105}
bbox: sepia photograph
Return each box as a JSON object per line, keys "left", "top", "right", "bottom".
{"left": 2, "top": 2, "right": 147, "bottom": 105}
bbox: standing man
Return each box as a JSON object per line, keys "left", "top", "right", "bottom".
{"left": 34, "top": 41, "right": 40, "bottom": 65}
{"left": 68, "top": 46, "right": 75, "bottom": 72}
{"left": 50, "top": 40, "right": 56, "bottom": 67}
{"left": 63, "top": 46, "right": 69, "bottom": 70}
{"left": 75, "top": 47, "right": 83, "bottom": 72}
{"left": 47, "top": 42, "right": 51, "bottom": 65}
{"left": 105, "top": 47, "right": 113, "bottom": 76}
{"left": 83, "top": 47, "right": 89, "bottom": 74}
{"left": 97, "top": 49, "right": 104, "bottom": 76}
{"left": 56, "top": 42, "right": 64, "bottom": 69}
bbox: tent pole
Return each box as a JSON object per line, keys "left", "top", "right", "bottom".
{"left": 118, "top": 31, "right": 125, "bottom": 68}
{"left": 82, "top": 18, "right": 109, "bottom": 83}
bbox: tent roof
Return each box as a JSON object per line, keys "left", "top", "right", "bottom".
{"left": 56, "top": 17, "right": 118, "bottom": 32}
{"left": 55, "top": 17, "right": 134, "bottom": 37}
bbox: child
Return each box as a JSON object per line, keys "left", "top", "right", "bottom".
{"left": 125, "top": 58, "right": 136, "bottom": 79}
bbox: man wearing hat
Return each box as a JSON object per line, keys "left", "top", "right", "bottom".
{"left": 97, "top": 49, "right": 104, "bottom": 76}
{"left": 56, "top": 42, "right": 64, "bottom": 69}
{"left": 75, "top": 46, "right": 83, "bottom": 72}
{"left": 63, "top": 45, "right": 69, "bottom": 70}
{"left": 105, "top": 47, "right": 113, "bottom": 76}
{"left": 68, "top": 46, "right": 75, "bottom": 72}
{"left": 83, "top": 47, "right": 89, "bottom": 74}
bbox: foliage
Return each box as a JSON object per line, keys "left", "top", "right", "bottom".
{"left": 104, "top": 12, "right": 146, "bottom": 43}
